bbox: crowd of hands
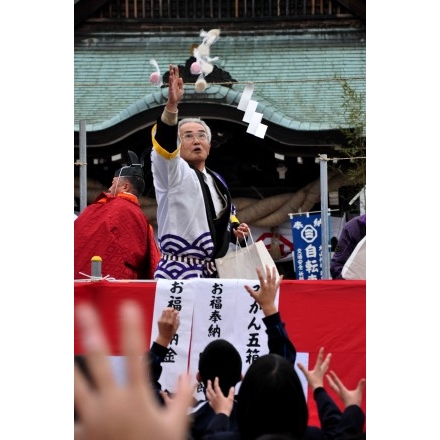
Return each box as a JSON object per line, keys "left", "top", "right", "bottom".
{"left": 74, "top": 267, "right": 365, "bottom": 440}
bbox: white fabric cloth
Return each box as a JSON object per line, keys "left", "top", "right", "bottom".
{"left": 151, "top": 127, "right": 218, "bottom": 278}
{"left": 151, "top": 144, "right": 212, "bottom": 251}
{"left": 341, "top": 236, "right": 366, "bottom": 280}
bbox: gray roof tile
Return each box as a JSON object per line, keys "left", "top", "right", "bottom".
{"left": 74, "top": 31, "right": 365, "bottom": 132}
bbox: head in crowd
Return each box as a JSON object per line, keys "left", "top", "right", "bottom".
{"left": 178, "top": 117, "right": 212, "bottom": 142}
{"left": 177, "top": 118, "right": 213, "bottom": 171}
{"left": 109, "top": 150, "right": 145, "bottom": 197}
{"left": 197, "top": 339, "right": 243, "bottom": 397}
{"left": 255, "top": 435, "right": 300, "bottom": 440}
{"left": 237, "top": 354, "right": 308, "bottom": 440}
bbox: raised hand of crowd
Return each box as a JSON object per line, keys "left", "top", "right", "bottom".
{"left": 74, "top": 301, "right": 195, "bottom": 440}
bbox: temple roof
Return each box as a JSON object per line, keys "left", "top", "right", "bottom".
{"left": 74, "top": 29, "right": 365, "bottom": 148}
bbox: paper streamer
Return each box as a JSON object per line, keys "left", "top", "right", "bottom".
{"left": 247, "top": 112, "right": 263, "bottom": 134}
{"left": 243, "top": 100, "right": 259, "bottom": 123}
{"left": 238, "top": 83, "right": 268, "bottom": 139}
{"left": 238, "top": 83, "right": 254, "bottom": 111}
{"left": 254, "top": 123, "right": 268, "bottom": 139}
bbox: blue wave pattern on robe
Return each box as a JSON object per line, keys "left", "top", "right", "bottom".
{"left": 154, "top": 232, "right": 215, "bottom": 279}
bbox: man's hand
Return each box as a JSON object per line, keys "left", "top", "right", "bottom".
{"left": 233, "top": 223, "right": 250, "bottom": 240}
{"left": 74, "top": 301, "right": 195, "bottom": 440}
{"left": 244, "top": 265, "right": 283, "bottom": 317}
{"left": 297, "top": 347, "right": 332, "bottom": 391}
{"left": 156, "top": 307, "right": 180, "bottom": 348}
{"left": 166, "top": 64, "right": 184, "bottom": 112}
{"left": 205, "top": 377, "right": 235, "bottom": 417}
{"left": 326, "top": 370, "right": 365, "bottom": 408}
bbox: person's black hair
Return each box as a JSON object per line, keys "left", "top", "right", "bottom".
{"left": 237, "top": 354, "right": 308, "bottom": 440}
{"left": 256, "top": 435, "right": 299, "bottom": 440}
{"left": 198, "top": 339, "right": 242, "bottom": 397}
{"left": 124, "top": 175, "right": 145, "bottom": 196}
{"left": 113, "top": 150, "right": 145, "bottom": 195}
{"left": 343, "top": 433, "right": 366, "bottom": 440}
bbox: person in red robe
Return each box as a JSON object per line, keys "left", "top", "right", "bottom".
{"left": 74, "top": 151, "right": 161, "bottom": 280}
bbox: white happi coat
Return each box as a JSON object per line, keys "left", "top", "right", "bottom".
{"left": 151, "top": 123, "right": 236, "bottom": 279}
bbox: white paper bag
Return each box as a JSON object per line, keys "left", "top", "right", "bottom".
{"left": 215, "top": 238, "right": 279, "bottom": 280}
{"left": 342, "top": 236, "right": 366, "bottom": 280}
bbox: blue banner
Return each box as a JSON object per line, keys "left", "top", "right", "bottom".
{"left": 290, "top": 213, "right": 323, "bottom": 280}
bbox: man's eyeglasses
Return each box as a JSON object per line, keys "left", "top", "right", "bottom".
{"left": 181, "top": 132, "right": 208, "bottom": 142}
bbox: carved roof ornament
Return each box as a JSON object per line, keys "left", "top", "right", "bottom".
{"left": 161, "top": 56, "right": 237, "bottom": 90}
{"left": 156, "top": 28, "right": 238, "bottom": 91}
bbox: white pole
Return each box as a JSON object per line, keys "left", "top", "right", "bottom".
{"left": 319, "top": 154, "right": 331, "bottom": 279}
{"left": 79, "top": 120, "right": 87, "bottom": 213}
{"left": 359, "top": 186, "right": 366, "bottom": 214}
